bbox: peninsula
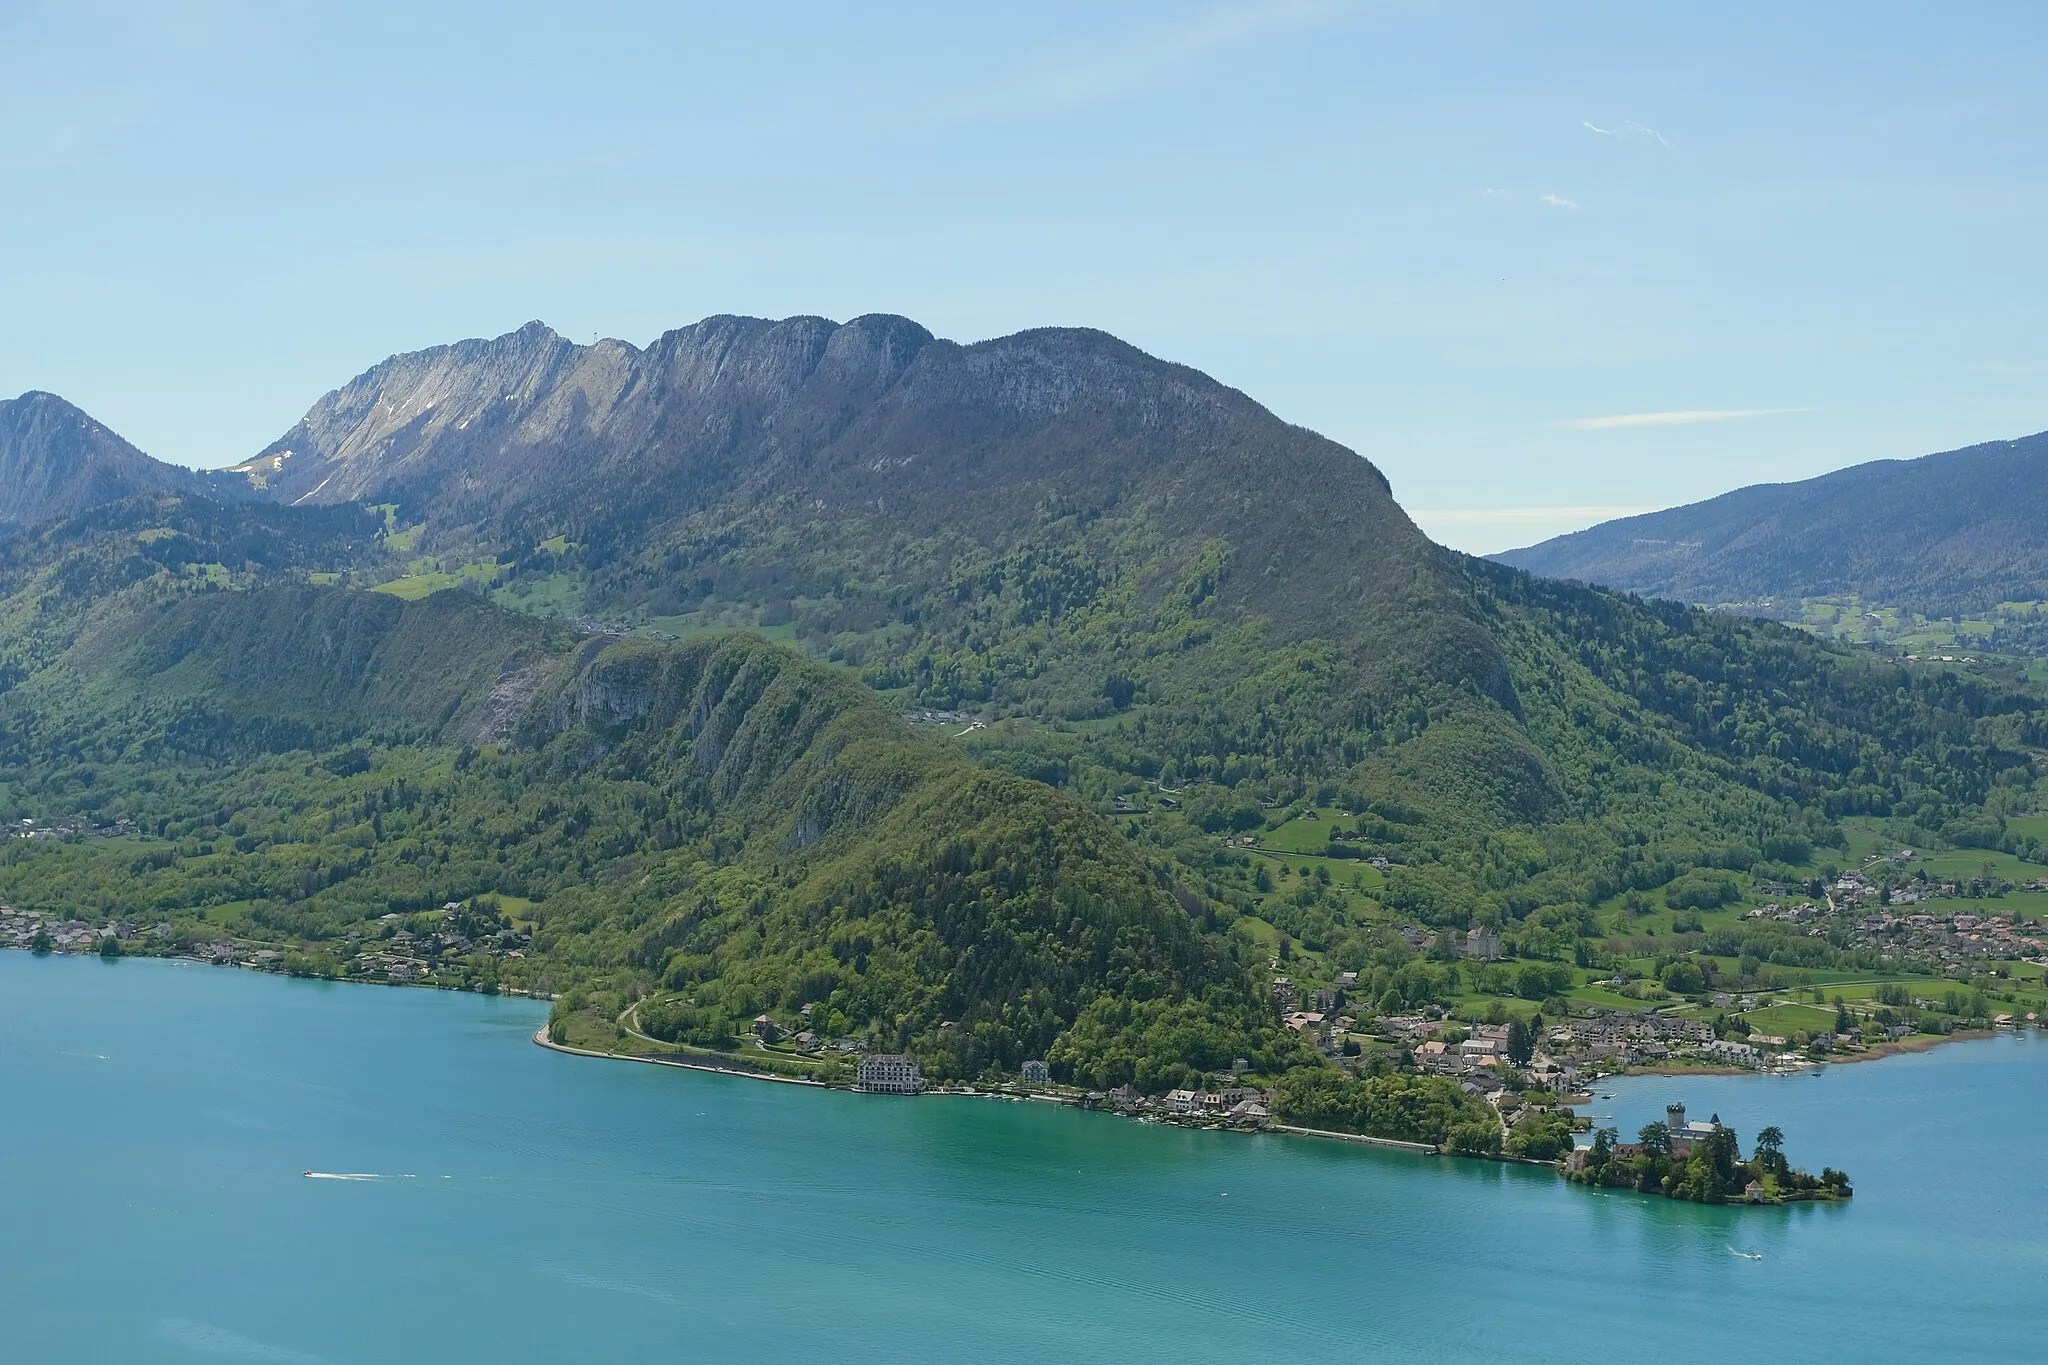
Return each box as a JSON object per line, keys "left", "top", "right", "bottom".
{"left": 1565, "top": 1104, "right": 1853, "bottom": 1205}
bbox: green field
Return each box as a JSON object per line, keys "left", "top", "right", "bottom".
{"left": 374, "top": 559, "right": 502, "bottom": 601}
{"left": 494, "top": 569, "right": 585, "bottom": 618}
{"left": 1741, "top": 1003, "right": 1837, "bottom": 1036}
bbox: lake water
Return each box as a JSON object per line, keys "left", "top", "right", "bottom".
{"left": 3, "top": 953, "right": 2044, "bottom": 1364}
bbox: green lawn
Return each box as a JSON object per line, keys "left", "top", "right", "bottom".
{"left": 1263, "top": 808, "right": 1351, "bottom": 853}
{"left": 1912, "top": 847, "right": 2048, "bottom": 879}
{"left": 1742, "top": 1003, "right": 1837, "bottom": 1036}
{"left": 1567, "top": 983, "right": 1651, "bottom": 1011}
{"left": 1248, "top": 844, "right": 1386, "bottom": 888}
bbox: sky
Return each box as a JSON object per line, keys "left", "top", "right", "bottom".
{"left": 3, "top": 1, "right": 2044, "bottom": 554}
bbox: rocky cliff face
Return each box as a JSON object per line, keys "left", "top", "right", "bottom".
{"left": 230, "top": 312, "right": 1497, "bottom": 699}
{"left": 0, "top": 391, "right": 224, "bottom": 527}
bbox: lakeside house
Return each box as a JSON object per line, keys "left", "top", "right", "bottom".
{"left": 856, "top": 1054, "right": 923, "bottom": 1094}
{"left": 1020, "top": 1059, "right": 1051, "bottom": 1084}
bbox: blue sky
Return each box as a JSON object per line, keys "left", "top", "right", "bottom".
{"left": 4, "top": 1, "right": 2043, "bottom": 553}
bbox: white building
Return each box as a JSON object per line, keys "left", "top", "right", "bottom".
{"left": 1702, "top": 1038, "right": 1763, "bottom": 1068}
{"left": 1020, "top": 1059, "right": 1051, "bottom": 1085}
{"left": 857, "top": 1054, "right": 923, "bottom": 1094}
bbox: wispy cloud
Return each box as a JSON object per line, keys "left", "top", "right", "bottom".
{"left": 963, "top": 1, "right": 1351, "bottom": 117}
{"left": 1537, "top": 192, "right": 1579, "bottom": 210}
{"left": 1583, "top": 119, "right": 1674, "bottom": 148}
{"left": 1413, "top": 504, "right": 1657, "bottom": 527}
{"left": 1563, "top": 408, "right": 1805, "bottom": 431}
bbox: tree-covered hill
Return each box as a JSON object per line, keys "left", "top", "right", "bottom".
{"left": 1494, "top": 429, "right": 2048, "bottom": 619}
{"left": 0, "top": 584, "right": 1280, "bottom": 1085}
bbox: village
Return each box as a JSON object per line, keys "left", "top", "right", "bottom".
{"left": 0, "top": 900, "right": 531, "bottom": 987}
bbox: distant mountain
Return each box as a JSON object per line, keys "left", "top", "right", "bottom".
{"left": 0, "top": 391, "right": 240, "bottom": 528}
{"left": 1495, "top": 430, "right": 2048, "bottom": 615}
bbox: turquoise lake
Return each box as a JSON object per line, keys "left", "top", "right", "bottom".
{"left": 3, "top": 952, "right": 2043, "bottom": 1363}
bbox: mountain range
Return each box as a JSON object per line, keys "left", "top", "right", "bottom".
{"left": 1497, "top": 429, "right": 2048, "bottom": 617}
{"left": 2, "top": 314, "right": 2044, "bottom": 1097}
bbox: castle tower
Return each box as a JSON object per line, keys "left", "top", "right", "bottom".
{"left": 1667, "top": 1102, "right": 1687, "bottom": 1132}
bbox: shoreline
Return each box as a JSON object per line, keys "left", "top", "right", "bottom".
{"left": 0, "top": 942, "right": 557, "bottom": 999}
{"left": 532, "top": 1026, "right": 828, "bottom": 1086}
{"left": 1624, "top": 1027, "right": 2003, "bottom": 1078}
{"left": 1269, "top": 1124, "right": 1438, "bottom": 1154}
{"left": 0, "top": 951, "right": 1908, "bottom": 1203}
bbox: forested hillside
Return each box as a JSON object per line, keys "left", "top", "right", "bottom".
{"left": 0, "top": 585, "right": 1282, "bottom": 1086}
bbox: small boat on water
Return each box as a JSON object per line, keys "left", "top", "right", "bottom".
{"left": 1728, "top": 1247, "right": 1763, "bottom": 1261}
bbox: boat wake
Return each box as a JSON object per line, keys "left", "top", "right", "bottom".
{"left": 1728, "top": 1247, "right": 1763, "bottom": 1261}
{"left": 303, "top": 1171, "right": 408, "bottom": 1181}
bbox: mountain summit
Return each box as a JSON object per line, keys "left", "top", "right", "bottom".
{"left": 234, "top": 313, "right": 1515, "bottom": 733}
{"left": 0, "top": 391, "right": 227, "bottom": 527}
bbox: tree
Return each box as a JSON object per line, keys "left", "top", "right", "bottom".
{"left": 1701, "top": 1127, "right": 1741, "bottom": 1190}
{"left": 30, "top": 929, "right": 52, "bottom": 955}
{"left": 1638, "top": 1120, "right": 1672, "bottom": 1156}
{"left": 98, "top": 934, "right": 121, "bottom": 959}
{"left": 1447, "top": 1120, "right": 1501, "bottom": 1156}
{"left": 1753, "top": 1125, "right": 1785, "bottom": 1173}
{"left": 1589, "top": 1126, "right": 1617, "bottom": 1166}
{"left": 1505, "top": 1017, "right": 1534, "bottom": 1066}
{"left": 1660, "top": 960, "right": 1707, "bottom": 995}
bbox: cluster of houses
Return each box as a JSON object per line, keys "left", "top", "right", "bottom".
{"left": 0, "top": 907, "right": 110, "bottom": 951}
{"left": 346, "top": 906, "right": 529, "bottom": 981}
{"left": 1848, "top": 908, "right": 2048, "bottom": 968}
{"left": 1274, "top": 973, "right": 1369, "bottom": 1055}
{"left": 1745, "top": 863, "right": 2048, "bottom": 976}
{"left": 1, "top": 899, "right": 533, "bottom": 985}
{"left": 1086, "top": 1081, "right": 1270, "bottom": 1126}
{"left": 1548, "top": 1011, "right": 1716, "bottom": 1067}
{"left": 11, "top": 816, "right": 139, "bottom": 842}
{"left": 841, "top": 1045, "right": 1278, "bottom": 1127}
